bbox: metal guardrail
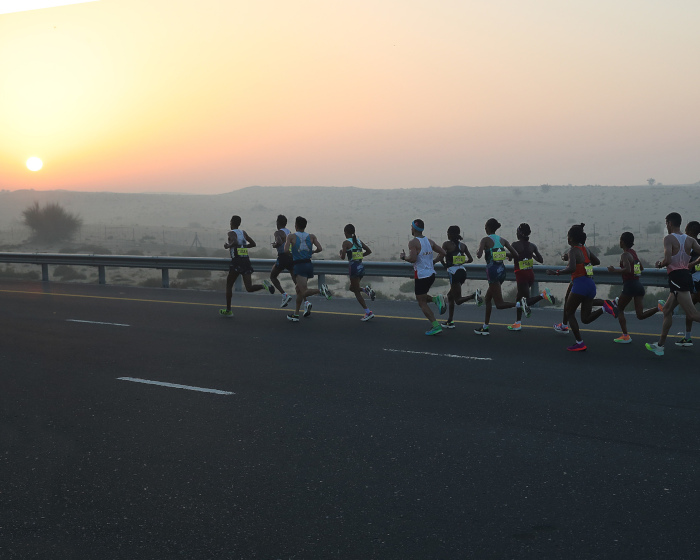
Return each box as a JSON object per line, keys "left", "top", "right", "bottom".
{"left": 0, "top": 252, "right": 672, "bottom": 290}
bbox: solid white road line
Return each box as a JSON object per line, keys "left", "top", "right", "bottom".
{"left": 117, "top": 377, "right": 234, "bottom": 395}
{"left": 383, "top": 348, "right": 492, "bottom": 361}
{"left": 67, "top": 319, "right": 130, "bottom": 327}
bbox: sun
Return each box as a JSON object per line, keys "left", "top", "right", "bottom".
{"left": 26, "top": 157, "right": 44, "bottom": 172}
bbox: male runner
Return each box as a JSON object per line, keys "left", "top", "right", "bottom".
{"left": 400, "top": 219, "right": 447, "bottom": 336}
{"left": 269, "top": 214, "right": 296, "bottom": 308}
{"left": 284, "top": 216, "right": 331, "bottom": 322}
{"left": 439, "top": 225, "right": 482, "bottom": 329}
{"left": 220, "top": 215, "right": 274, "bottom": 317}
{"left": 645, "top": 213, "right": 700, "bottom": 356}
{"left": 675, "top": 220, "right": 700, "bottom": 347}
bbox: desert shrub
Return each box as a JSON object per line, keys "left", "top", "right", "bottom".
{"left": 0, "top": 265, "right": 40, "bottom": 280}
{"left": 22, "top": 202, "right": 82, "bottom": 243}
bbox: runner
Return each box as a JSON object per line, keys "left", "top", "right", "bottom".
{"left": 283, "top": 216, "right": 331, "bottom": 322}
{"left": 675, "top": 220, "right": 700, "bottom": 347}
{"left": 508, "top": 223, "right": 555, "bottom": 331}
{"left": 605, "top": 231, "right": 661, "bottom": 343}
{"left": 546, "top": 223, "right": 609, "bottom": 351}
{"left": 269, "top": 214, "right": 296, "bottom": 308}
{"left": 400, "top": 219, "right": 447, "bottom": 336}
{"left": 438, "top": 225, "right": 482, "bottom": 329}
{"left": 474, "top": 218, "right": 525, "bottom": 335}
{"left": 220, "top": 215, "right": 274, "bottom": 317}
{"left": 645, "top": 213, "right": 700, "bottom": 356}
{"left": 339, "top": 224, "right": 374, "bottom": 321}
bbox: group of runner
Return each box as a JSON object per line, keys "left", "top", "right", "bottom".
{"left": 220, "top": 212, "right": 700, "bottom": 356}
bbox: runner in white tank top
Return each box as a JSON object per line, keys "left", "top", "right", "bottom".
{"left": 400, "top": 219, "right": 447, "bottom": 336}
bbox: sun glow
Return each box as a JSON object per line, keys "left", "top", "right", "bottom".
{"left": 26, "top": 157, "right": 43, "bottom": 171}
{"left": 0, "top": 1, "right": 100, "bottom": 15}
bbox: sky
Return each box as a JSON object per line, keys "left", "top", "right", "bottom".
{"left": 1, "top": 0, "right": 699, "bottom": 193}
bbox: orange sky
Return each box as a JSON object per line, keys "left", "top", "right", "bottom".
{"left": 1, "top": 0, "right": 699, "bottom": 192}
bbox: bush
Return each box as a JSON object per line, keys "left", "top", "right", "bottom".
{"left": 22, "top": 202, "right": 82, "bottom": 243}
{"left": 0, "top": 265, "right": 40, "bottom": 280}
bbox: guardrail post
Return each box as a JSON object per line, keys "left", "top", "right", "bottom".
{"left": 531, "top": 279, "right": 540, "bottom": 306}
{"left": 41, "top": 264, "right": 49, "bottom": 282}
{"left": 98, "top": 266, "right": 106, "bottom": 284}
{"left": 234, "top": 276, "right": 243, "bottom": 292}
{"left": 318, "top": 273, "right": 326, "bottom": 290}
{"left": 161, "top": 268, "right": 170, "bottom": 288}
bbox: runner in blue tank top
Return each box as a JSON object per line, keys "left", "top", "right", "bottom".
{"left": 339, "top": 224, "right": 375, "bottom": 322}
{"left": 283, "top": 216, "right": 332, "bottom": 322}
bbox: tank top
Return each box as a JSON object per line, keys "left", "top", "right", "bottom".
{"left": 621, "top": 248, "right": 641, "bottom": 282}
{"left": 667, "top": 233, "right": 690, "bottom": 273}
{"left": 346, "top": 237, "right": 363, "bottom": 262}
{"left": 571, "top": 245, "right": 593, "bottom": 280}
{"left": 691, "top": 247, "right": 700, "bottom": 282}
{"left": 514, "top": 241, "right": 534, "bottom": 272}
{"left": 276, "top": 227, "right": 291, "bottom": 255}
{"left": 414, "top": 237, "right": 435, "bottom": 279}
{"left": 228, "top": 229, "right": 249, "bottom": 259}
{"left": 445, "top": 241, "right": 467, "bottom": 274}
{"left": 485, "top": 235, "right": 506, "bottom": 266}
{"left": 291, "top": 231, "right": 313, "bottom": 263}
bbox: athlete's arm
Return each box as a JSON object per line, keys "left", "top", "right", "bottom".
{"left": 502, "top": 238, "right": 520, "bottom": 260}
{"left": 656, "top": 235, "right": 674, "bottom": 268}
{"left": 548, "top": 247, "right": 577, "bottom": 276}
{"left": 311, "top": 234, "right": 323, "bottom": 254}
{"left": 689, "top": 238, "right": 700, "bottom": 261}
{"left": 532, "top": 243, "right": 544, "bottom": 264}
{"left": 243, "top": 231, "right": 257, "bottom": 248}
{"left": 588, "top": 251, "right": 600, "bottom": 266}
{"left": 607, "top": 252, "right": 632, "bottom": 275}
{"left": 339, "top": 239, "right": 351, "bottom": 259}
{"left": 283, "top": 233, "right": 296, "bottom": 254}
{"left": 401, "top": 239, "right": 420, "bottom": 263}
{"left": 272, "top": 230, "right": 285, "bottom": 248}
{"left": 361, "top": 241, "right": 372, "bottom": 258}
{"left": 224, "top": 230, "right": 236, "bottom": 249}
{"left": 463, "top": 244, "right": 474, "bottom": 264}
{"left": 430, "top": 238, "right": 446, "bottom": 263}
{"left": 439, "top": 241, "right": 451, "bottom": 266}
{"left": 476, "top": 236, "right": 489, "bottom": 260}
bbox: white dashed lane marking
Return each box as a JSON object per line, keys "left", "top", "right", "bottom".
{"left": 117, "top": 377, "right": 235, "bottom": 395}
{"left": 383, "top": 348, "right": 492, "bottom": 361}
{"left": 67, "top": 319, "right": 130, "bottom": 327}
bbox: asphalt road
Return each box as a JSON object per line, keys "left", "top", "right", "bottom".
{"left": 1, "top": 280, "right": 699, "bottom": 559}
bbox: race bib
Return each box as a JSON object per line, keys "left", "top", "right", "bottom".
{"left": 351, "top": 251, "right": 363, "bottom": 261}
{"left": 695, "top": 263, "right": 700, "bottom": 272}
{"left": 633, "top": 263, "right": 641, "bottom": 276}
{"left": 518, "top": 258, "right": 533, "bottom": 270}
{"left": 236, "top": 247, "right": 249, "bottom": 257}
{"left": 585, "top": 264, "right": 594, "bottom": 277}
{"left": 492, "top": 249, "right": 506, "bottom": 262}
{"left": 453, "top": 255, "right": 466, "bottom": 265}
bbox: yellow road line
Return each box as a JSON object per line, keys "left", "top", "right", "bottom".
{"left": 0, "top": 288, "right": 660, "bottom": 336}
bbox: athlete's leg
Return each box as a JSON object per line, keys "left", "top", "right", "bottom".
{"left": 561, "top": 282, "right": 573, "bottom": 325}
{"left": 490, "top": 282, "right": 518, "bottom": 310}
{"left": 685, "top": 292, "right": 700, "bottom": 336}
{"left": 269, "top": 265, "right": 285, "bottom": 294}
{"left": 565, "top": 293, "right": 585, "bottom": 341}
{"left": 446, "top": 281, "right": 459, "bottom": 322}
{"left": 616, "top": 293, "right": 633, "bottom": 334}
{"left": 632, "top": 296, "right": 659, "bottom": 321}
{"left": 514, "top": 282, "right": 529, "bottom": 322}
{"left": 225, "top": 270, "right": 239, "bottom": 311}
{"left": 417, "top": 293, "right": 437, "bottom": 323}
{"left": 349, "top": 276, "right": 368, "bottom": 309}
{"left": 658, "top": 294, "right": 678, "bottom": 346}
{"left": 294, "top": 275, "right": 308, "bottom": 315}
{"left": 241, "top": 273, "right": 264, "bottom": 293}
{"left": 675, "top": 291, "right": 700, "bottom": 322}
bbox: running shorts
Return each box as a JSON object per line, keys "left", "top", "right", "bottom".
{"left": 486, "top": 263, "right": 506, "bottom": 285}
{"left": 293, "top": 262, "right": 314, "bottom": 279}
{"left": 621, "top": 279, "right": 645, "bottom": 298}
{"left": 571, "top": 276, "right": 596, "bottom": 299}
{"left": 274, "top": 252, "right": 294, "bottom": 273}
{"left": 514, "top": 269, "right": 535, "bottom": 287}
{"left": 668, "top": 269, "right": 693, "bottom": 295}
{"left": 229, "top": 257, "right": 253, "bottom": 275}
{"left": 694, "top": 280, "right": 700, "bottom": 294}
{"left": 415, "top": 274, "right": 435, "bottom": 296}
{"left": 348, "top": 261, "right": 365, "bottom": 279}
{"left": 448, "top": 268, "right": 467, "bottom": 285}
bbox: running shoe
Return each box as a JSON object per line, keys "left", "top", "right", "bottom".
{"left": 435, "top": 294, "right": 447, "bottom": 315}
{"left": 541, "top": 287, "right": 555, "bottom": 305}
{"left": 507, "top": 323, "right": 522, "bottom": 331}
{"left": 280, "top": 293, "right": 293, "bottom": 308}
{"left": 675, "top": 337, "right": 693, "bottom": 347}
{"left": 262, "top": 280, "right": 275, "bottom": 294}
{"left": 520, "top": 297, "right": 531, "bottom": 318}
{"left": 441, "top": 320, "right": 456, "bottom": 329}
{"left": 362, "top": 285, "right": 376, "bottom": 301}
{"left": 614, "top": 334, "right": 632, "bottom": 344}
{"left": 320, "top": 283, "right": 332, "bottom": 300}
{"left": 303, "top": 301, "right": 312, "bottom": 317}
{"left": 425, "top": 324, "right": 443, "bottom": 336}
{"left": 286, "top": 313, "right": 300, "bottom": 322}
{"left": 553, "top": 322, "right": 569, "bottom": 334}
{"left": 474, "top": 289, "right": 484, "bottom": 306}
{"left": 657, "top": 300, "right": 666, "bottom": 312}
{"left": 645, "top": 342, "right": 664, "bottom": 356}
{"left": 474, "top": 326, "right": 490, "bottom": 335}
{"left": 361, "top": 311, "right": 375, "bottom": 322}
{"left": 602, "top": 299, "right": 618, "bottom": 318}
{"left": 567, "top": 342, "right": 587, "bottom": 352}
{"left": 219, "top": 309, "right": 233, "bottom": 317}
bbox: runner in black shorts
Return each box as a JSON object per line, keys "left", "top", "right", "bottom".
{"left": 606, "top": 231, "right": 660, "bottom": 343}
{"left": 269, "top": 214, "right": 298, "bottom": 308}
{"left": 439, "top": 225, "right": 481, "bottom": 328}
{"left": 675, "top": 220, "right": 700, "bottom": 347}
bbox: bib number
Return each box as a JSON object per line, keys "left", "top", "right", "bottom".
{"left": 351, "top": 251, "right": 363, "bottom": 261}
{"left": 236, "top": 247, "right": 249, "bottom": 257}
{"left": 695, "top": 263, "right": 700, "bottom": 272}
{"left": 585, "top": 264, "right": 594, "bottom": 277}
{"left": 518, "top": 258, "right": 533, "bottom": 270}
{"left": 452, "top": 255, "right": 466, "bottom": 265}
{"left": 492, "top": 249, "right": 506, "bottom": 262}
{"left": 633, "top": 263, "right": 641, "bottom": 276}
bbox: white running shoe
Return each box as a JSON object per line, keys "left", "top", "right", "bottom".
{"left": 303, "top": 301, "right": 312, "bottom": 317}
{"left": 280, "top": 293, "right": 293, "bottom": 308}
{"left": 361, "top": 311, "right": 375, "bottom": 322}
{"left": 474, "top": 289, "right": 483, "bottom": 306}
{"left": 262, "top": 279, "right": 275, "bottom": 294}
{"left": 320, "top": 283, "right": 332, "bottom": 300}
{"left": 520, "top": 297, "right": 531, "bottom": 318}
